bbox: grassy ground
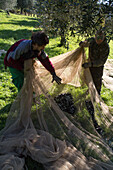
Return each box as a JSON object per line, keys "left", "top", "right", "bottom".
{"left": 0, "top": 11, "right": 113, "bottom": 169}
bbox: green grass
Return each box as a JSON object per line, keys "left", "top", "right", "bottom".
{"left": 109, "top": 40, "right": 113, "bottom": 59}
{"left": 101, "top": 85, "right": 113, "bottom": 106}
{"left": 0, "top": 11, "right": 113, "bottom": 169}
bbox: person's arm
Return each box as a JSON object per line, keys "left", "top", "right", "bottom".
{"left": 37, "top": 51, "right": 61, "bottom": 84}
{"left": 37, "top": 51, "right": 55, "bottom": 73}
{"left": 79, "top": 37, "right": 94, "bottom": 48}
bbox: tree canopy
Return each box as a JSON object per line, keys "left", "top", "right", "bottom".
{"left": 17, "top": 0, "right": 35, "bottom": 14}
{"left": 0, "top": 0, "right": 35, "bottom": 14}
{"left": 35, "top": 0, "right": 113, "bottom": 46}
{"left": 0, "top": 0, "right": 17, "bottom": 10}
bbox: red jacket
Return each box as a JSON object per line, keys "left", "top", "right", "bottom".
{"left": 4, "top": 39, "right": 55, "bottom": 74}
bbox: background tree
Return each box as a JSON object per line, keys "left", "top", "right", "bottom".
{"left": 35, "top": 0, "right": 78, "bottom": 48}
{"left": 17, "top": 0, "right": 35, "bottom": 14}
{"left": 35, "top": 0, "right": 113, "bottom": 47}
{"left": 74, "top": 0, "right": 103, "bottom": 35}
{"left": 100, "top": 0, "right": 113, "bottom": 42}
{"left": 0, "top": 0, "right": 17, "bottom": 11}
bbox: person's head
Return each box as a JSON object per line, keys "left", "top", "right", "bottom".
{"left": 95, "top": 30, "right": 105, "bottom": 45}
{"left": 31, "top": 31, "right": 49, "bottom": 51}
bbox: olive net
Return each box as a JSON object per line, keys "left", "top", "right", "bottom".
{"left": 0, "top": 47, "right": 113, "bottom": 170}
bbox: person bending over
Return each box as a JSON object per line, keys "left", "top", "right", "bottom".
{"left": 4, "top": 31, "right": 61, "bottom": 92}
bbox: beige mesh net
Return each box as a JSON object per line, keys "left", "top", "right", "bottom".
{"left": 0, "top": 47, "right": 113, "bottom": 170}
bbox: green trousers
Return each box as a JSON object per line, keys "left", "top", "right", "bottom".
{"left": 9, "top": 67, "right": 24, "bottom": 92}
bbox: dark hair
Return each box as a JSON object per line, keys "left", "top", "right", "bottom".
{"left": 31, "top": 31, "right": 49, "bottom": 46}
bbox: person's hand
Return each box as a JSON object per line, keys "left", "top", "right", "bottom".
{"left": 79, "top": 40, "right": 88, "bottom": 47}
{"left": 82, "top": 62, "right": 91, "bottom": 68}
{"left": 52, "top": 73, "right": 62, "bottom": 84}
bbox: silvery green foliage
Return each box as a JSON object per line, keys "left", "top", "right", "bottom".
{"left": 17, "top": 0, "right": 35, "bottom": 14}
{"left": 100, "top": 0, "right": 113, "bottom": 42}
{"left": 17, "top": 0, "right": 35, "bottom": 9}
{"left": 35, "top": 0, "right": 79, "bottom": 47}
{"left": 34, "top": 0, "right": 100, "bottom": 45}
{"left": 0, "top": 0, "right": 17, "bottom": 10}
{"left": 34, "top": 0, "right": 113, "bottom": 45}
{"left": 0, "top": 0, "right": 35, "bottom": 14}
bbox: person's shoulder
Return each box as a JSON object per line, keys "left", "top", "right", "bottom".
{"left": 16, "top": 39, "right": 26, "bottom": 43}
{"left": 102, "top": 38, "right": 109, "bottom": 47}
{"left": 13, "top": 39, "right": 27, "bottom": 46}
{"left": 18, "top": 39, "right": 32, "bottom": 48}
{"left": 20, "top": 39, "right": 31, "bottom": 44}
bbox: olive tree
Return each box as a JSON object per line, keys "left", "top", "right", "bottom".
{"left": 35, "top": 0, "right": 113, "bottom": 46}
{"left": 0, "top": 0, "right": 17, "bottom": 10}
{"left": 17, "top": 0, "right": 35, "bottom": 14}
{"left": 100, "top": 0, "right": 113, "bottom": 42}
{"left": 35, "top": 0, "right": 78, "bottom": 47}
